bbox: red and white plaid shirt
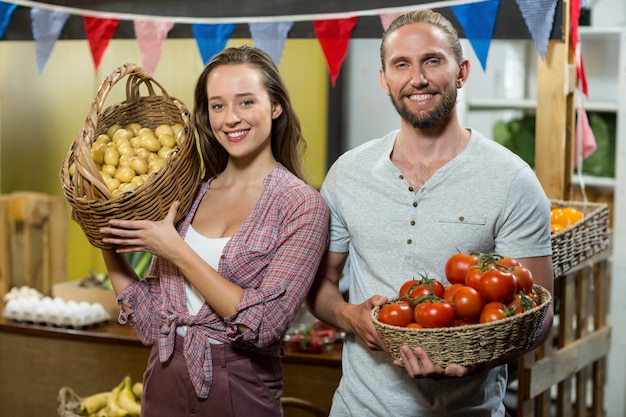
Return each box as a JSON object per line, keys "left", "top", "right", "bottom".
{"left": 117, "top": 163, "right": 329, "bottom": 398}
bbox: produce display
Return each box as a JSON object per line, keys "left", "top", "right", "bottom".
{"left": 59, "top": 376, "right": 143, "bottom": 417}
{"left": 284, "top": 320, "right": 341, "bottom": 353}
{"left": 68, "top": 122, "right": 184, "bottom": 197}
{"left": 550, "top": 206, "right": 583, "bottom": 233}
{"left": 376, "top": 252, "right": 542, "bottom": 329}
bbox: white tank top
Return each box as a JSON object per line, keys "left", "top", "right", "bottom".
{"left": 176, "top": 225, "right": 230, "bottom": 338}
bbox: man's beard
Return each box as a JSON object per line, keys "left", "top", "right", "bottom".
{"left": 390, "top": 87, "right": 457, "bottom": 129}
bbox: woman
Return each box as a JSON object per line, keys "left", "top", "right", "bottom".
{"left": 98, "top": 46, "right": 329, "bottom": 416}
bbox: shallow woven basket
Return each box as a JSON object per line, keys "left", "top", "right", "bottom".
{"left": 60, "top": 64, "right": 202, "bottom": 249}
{"left": 371, "top": 284, "right": 552, "bottom": 367}
{"left": 550, "top": 199, "right": 609, "bottom": 277}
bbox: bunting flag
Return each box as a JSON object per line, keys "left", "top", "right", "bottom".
{"left": 380, "top": 13, "right": 404, "bottom": 31}
{"left": 192, "top": 23, "right": 236, "bottom": 65}
{"left": 313, "top": 17, "right": 358, "bottom": 87}
{"left": 451, "top": 0, "right": 499, "bottom": 71}
{"left": 249, "top": 21, "right": 293, "bottom": 66}
{"left": 134, "top": 20, "right": 174, "bottom": 74}
{"left": 515, "top": 0, "right": 558, "bottom": 61}
{"left": 0, "top": 1, "right": 564, "bottom": 76}
{"left": 84, "top": 16, "right": 120, "bottom": 71}
{"left": 30, "top": 8, "right": 69, "bottom": 73}
{"left": 0, "top": 1, "right": 17, "bottom": 39}
{"left": 569, "top": 0, "right": 588, "bottom": 96}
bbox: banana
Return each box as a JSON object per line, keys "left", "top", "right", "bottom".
{"left": 131, "top": 382, "right": 143, "bottom": 400}
{"left": 106, "top": 378, "right": 131, "bottom": 417}
{"left": 118, "top": 376, "right": 141, "bottom": 416}
{"left": 94, "top": 407, "right": 110, "bottom": 417}
{"left": 78, "top": 391, "right": 110, "bottom": 415}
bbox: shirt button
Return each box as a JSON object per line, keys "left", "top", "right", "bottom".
{"left": 399, "top": 175, "right": 404, "bottom": 180}
{"left": 407, "top": 239, "right": 412, "bottom": 244}
{"left": 408, "top": 186, "right": 414, "bottom": 192}
{"left": 413, "top": 202, "right": 418, "bottom": 207}
{"left": 459, "top": 216, "right": 465, "bottom": 222}
{"left": 410, "top": 220, "right": 415, "bottom": 226}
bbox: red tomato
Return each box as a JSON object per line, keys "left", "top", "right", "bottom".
{"left": 450, "top": 286, "right": 484, "bottom": 320}
{"left": 509, "top": 265, "right": 534, "bottom": 294}
{"left": 408, "top": 278, "right": 445, "bottom": 299}
{"left": 398, "top": 279, "right": 421, "bottom": 297}
{"left": 497, "top": 257, "right": 522, "bottom": 269}
{"left": 465, "top": 267, "right": 485, "bottom": 291}
{"left": 506, "top": 293, "right": 535, "bottom": 315}
{"left": 378, "top": 301, "right": 414, "bottom": 327}
{"left": 478, "top": 269, "right": 518, "bottom": 302}
{"left": 406, "top": 322, "right": 423, "bottom": 329}
{"left": 479, "top": 301, "right": 508, "bottom": 323}
{"left": 445, "top": 253, "right": 478, "bottom": 285}
{"left": 414, "top": 302, "right": 456, "bottom": 328}
{"left": 443, "top": 283, "right": 464, "bottom": 301}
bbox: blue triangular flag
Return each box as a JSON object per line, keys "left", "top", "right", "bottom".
{"left": 192, "top": 23, "right": 236, "bottom": 65}
{"left": 249, "top": 22, "right": 293, "bottom": 66}
{"left": 0, "top": 1, "right": 18, "bottom": 39}
{"left": 515, "top": 0, "right": 558, "bottom": 60}
{"left": 451, "top": 0, "right": 500, "bottom": 71}
{"left": 31, "top": 8, "right": 70, "bottom": 73}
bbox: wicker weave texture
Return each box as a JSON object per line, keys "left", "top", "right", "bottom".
{"left": 371, "top": 284, "right": 551, "bottom": 367}
{"left": 60, "top": 64, "right": 202, "bottom": 249}
{"left": 550, "top": 199, "right": 609, "bottom": 278}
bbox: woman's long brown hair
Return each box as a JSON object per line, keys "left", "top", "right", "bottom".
{"left": 193, "top": 45, "right": 307, "bottom": 182}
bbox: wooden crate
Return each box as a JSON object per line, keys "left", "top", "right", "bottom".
{"left": 0, "top": 192, "right": 67, "bottom": 296}
{"left": 511, "top": 246, "right": 611, "bottom": 417}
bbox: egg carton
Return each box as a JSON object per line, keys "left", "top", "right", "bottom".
{"left": 2, "top": 293, "right": 110, "bottom": 328}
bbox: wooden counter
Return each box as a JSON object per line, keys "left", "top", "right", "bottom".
{"left": 0, "top": 318, "right": 341, "bottom": 417}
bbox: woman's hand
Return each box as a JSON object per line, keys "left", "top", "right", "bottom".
{"left": 100, "top": 201, "right": 182, "bottom": 259}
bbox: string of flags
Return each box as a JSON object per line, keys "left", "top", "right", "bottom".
{"left": 0, "top": 0, "right": 569, "bottom": 80}
{"left": 0, "top": 0, "right": 596, "bottom": 163}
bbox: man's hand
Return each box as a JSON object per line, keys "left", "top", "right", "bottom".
{"left": 341, "top": 295, "right": 389, "bottom": 351}
{"left": 394, "top": 345, "right": 470, "bottom": 378}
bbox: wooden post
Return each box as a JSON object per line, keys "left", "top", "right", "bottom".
{"left": 0, "top": 192, "right": 67, "bottom": 296}
{"left": 534, "top": 2, "right": 576, "bottom": 201}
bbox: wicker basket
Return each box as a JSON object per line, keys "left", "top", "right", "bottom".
{"left": 550, "top": 199, "right": 609, "bottom": 278}
{"left": 370, "top": 284, "right": 552, "bottom": 367}
{"left": 60, "top": 64, "right": 202, "bottom": 249}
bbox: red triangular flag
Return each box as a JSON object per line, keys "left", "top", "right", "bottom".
{"left": 313, "top": 17, "right": 358, "bottom": 87}
{"left": 569, "top": 0, "right": 588, "bottom": 96}
{"left": 84, "top": 16, "right": 120, "bottom": 72}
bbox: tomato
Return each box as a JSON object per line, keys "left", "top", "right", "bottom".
{"left": 450, "top": 285, "right": 484, "bottom": 320}
{"left": 550, "top": 208, "right": 566, "bottom": 228}
{"left": 465, "top": 267, "right": 485, "bottom": 291}
{"left": 506, "top": 292, "right": 539, "bottom": 315}
{"left": 443, "top": 283, "right": 464, "bottom": 301}
{"left": 478, "top": 269, "right": 518, "bottom": 302}
{"left": 445, "top": 253, "right": 478, "bottom": 285}
{"left": 377, "top": 301, "right": 414, "bottom": 327}
{"left": 398, "top": 279, "right": 421, "bottom": 297}
{"left": 497, "top": 257, "right": 522, "bottom": 269}
{"left": 408, "top": 278, "right": 445, "bottom": 299}
{"left": 414, "top": 302, "right": 456, "bottom": 328}
{"left": 406, "top": 322, "right": 423, "bottom": 329}
{"left": 509, "top": 265, "right": 534, "bottom": 294}
{"left": 562, "top": 207, "right": 583, "bottom": 224}
{"left": 479, "top": 301, "right": 508, "bottom": 323}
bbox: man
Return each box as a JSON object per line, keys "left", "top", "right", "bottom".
{"left": 307, "top": 9, "right": 553, "bottom": 416}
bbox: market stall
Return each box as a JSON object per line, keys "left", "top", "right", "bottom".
{"left": 0, "top": 0, "right": 622, "bottom": 416}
